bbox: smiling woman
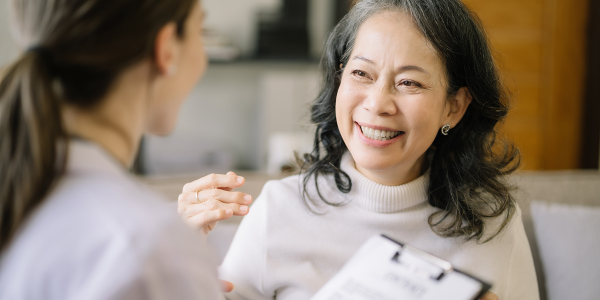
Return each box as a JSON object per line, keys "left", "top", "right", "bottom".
{"left": 180, "top": 0, "right": 538, "bottom": 299}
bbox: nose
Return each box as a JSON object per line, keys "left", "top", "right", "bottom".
{"left": 362, "top": 80, "right": 398, "bottom": 116}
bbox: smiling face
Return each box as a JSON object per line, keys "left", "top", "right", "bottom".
{"left": 336, "top": 10, "right": 454, "bottom": 185}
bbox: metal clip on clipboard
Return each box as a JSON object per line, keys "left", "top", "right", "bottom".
{"left": 391, "top": 243, "right": 453, "bottom": 280}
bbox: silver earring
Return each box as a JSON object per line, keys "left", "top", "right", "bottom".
{"left": 441, "top": 124, "right": 451, "bottom": 136}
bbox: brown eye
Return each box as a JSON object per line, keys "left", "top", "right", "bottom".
{"left": 353, "top": 70, "right": 367, "bottom": 77}
{"left": 399, "top": 80, "right": 421, "bottom": 88}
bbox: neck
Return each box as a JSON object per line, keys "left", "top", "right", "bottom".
{"left": 354, "top": 153, "right": 429, "bottom": 186}
{"left": 62, "top": 63, "right": 150, "bottom": 167}
{"left": 340, "top": 152, "right": 430, "bottom": 213}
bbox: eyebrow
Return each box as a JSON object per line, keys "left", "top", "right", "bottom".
{"left": 352, "top": 55, "right": 430, "bottom": 75}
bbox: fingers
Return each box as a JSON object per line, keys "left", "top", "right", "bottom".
{"left": 479, "top": 292, "right": 499, "bottom": 300}
{"left": 219, "top": 171, "right": 237, "bottom": 192}
{"left": 196, "top": 188, "right": 251, "bottom": 204}
{"left": 182, "top": 172, "right": 244, "bottom": 193}
{"left": 184, "top": 199, "right": 250, "bottom": 217}
{"left": 178, "top": 189, "right": 252, "bottom": 209}
{"left": 220, "top": 280, "right": 234, "bottom": 293}
{"left": 179, "top": 197, "right": 250, "bottom": 231}
{"left": 187, "top": 209, "right": 234, "bottom": 229}
{"left": 178, "top": 171, "right": 252, "bottom": 234}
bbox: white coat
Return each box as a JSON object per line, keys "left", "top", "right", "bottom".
{"left": 0, "top": 141, "right": 220, "bottom": 299}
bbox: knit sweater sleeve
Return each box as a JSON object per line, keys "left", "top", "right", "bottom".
{"left": 502, "top": 207, "right": 540, "bottom": 300}
{"left": 219, "top": 181, "right": 275, "bottom": 300}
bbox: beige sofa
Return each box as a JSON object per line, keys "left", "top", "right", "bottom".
{"left": 144, "top": 170, "right": 600, "bottom": 300}
{"left": 511, "top": 171, "right": 600, "bottom": 300}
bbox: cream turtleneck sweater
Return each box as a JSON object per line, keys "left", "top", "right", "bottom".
{"left": 220, "top": 153, "right": 539, "bottom": 300}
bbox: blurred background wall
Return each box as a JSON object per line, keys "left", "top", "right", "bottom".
{"left": 0, "top": 0, "right": 598, "bottom": 175}
{"left": 0, "top": 1, "right": 18, "bottom": 66}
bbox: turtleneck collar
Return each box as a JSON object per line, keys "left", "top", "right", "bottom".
{"left": 339, "top": 152, "right": 429, "bottom": 213}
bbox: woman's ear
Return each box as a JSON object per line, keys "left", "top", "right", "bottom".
{"left": 153, "top": 22, "right": 179, "bottom": 76}
{"left": 444, "top": 87, "right": 472, "bottom": 127}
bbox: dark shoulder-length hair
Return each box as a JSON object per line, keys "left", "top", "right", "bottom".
{"left": 300, "top": 0, "right": 520, "bottom": 242}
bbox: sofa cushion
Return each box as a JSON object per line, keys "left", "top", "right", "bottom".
{"left": 530, "top": 201, "right": 600, "bottom": 300}
{"left": 512, "top": 171, "right": 600, "bottom": 300}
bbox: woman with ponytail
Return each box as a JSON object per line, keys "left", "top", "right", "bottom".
{"left": 0, "top": 0, "right": 226, "bottom": 298}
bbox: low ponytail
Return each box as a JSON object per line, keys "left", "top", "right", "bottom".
{"left": 0, "top": 50, "right": 68, "bottom": 251}
{"left": 1, "top": 0, "right": 195, "bottom": 252}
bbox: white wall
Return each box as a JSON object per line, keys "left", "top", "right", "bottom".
{"left": 0, "top": 1, "right": 18, "bottom": 68}
{"left": 142, "top": 62, "right": 320, "bottom": 175}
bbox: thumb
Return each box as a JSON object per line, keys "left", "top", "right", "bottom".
{"left": 221, "top": 279, "right": 234, "bottom": 293}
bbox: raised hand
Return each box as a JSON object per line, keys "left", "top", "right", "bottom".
{"left": 177, "top": 171, "right": 252, "bottom": 238}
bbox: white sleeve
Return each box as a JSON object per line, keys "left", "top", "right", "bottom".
{"left": 80, "top": 219, "right": 222, "bottom": 300}
{"left": 503, "top": 208, "right": 540, "bottom": 300}
{"left": 126, "top": 222, "right": 222, "bottom": 300}
{"left": 219, "top": 181, "right": 274, "bottom": 300}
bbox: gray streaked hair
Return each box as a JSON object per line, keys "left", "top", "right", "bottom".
{"left": 301, "top": 0, "right": 520, "bottom": 243}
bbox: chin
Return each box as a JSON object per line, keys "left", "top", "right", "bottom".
{"left": 151, "top": 126, "right": 175, "bottom": 136}
{"left": 350, "top": 149, "right": 401, "bottom": 171}
{"left": 146, "top": 119, "right": 176, "bottom": 136}
{"left": 151, "top": 129, "right": 173, "bottom": 137}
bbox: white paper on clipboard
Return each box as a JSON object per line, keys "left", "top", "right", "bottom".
{"left": 311, "top": 235, "right": 491, "bottom": 300}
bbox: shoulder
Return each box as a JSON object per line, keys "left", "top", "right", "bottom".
{"left": 256, "top": 173, "right": 340, "bottom": 213}
{"left": 241, "top": 175, "right": 302, "bottom": 224}
{"left": 482, "top": 202, "right": 526, "bottom": 243}
{"left": 57, "top": 172, "right": 176, "bottom": 227}
{"left": 39, "top": 172, "right": 199, "bottom": 258}
{"left": 477, "top": 204, "right": 539, "bottom": 299}
{"left": 0, "top": 172, "right": 215, "bottom": 299}
{"left": 465, "top": 203, "right": 529, "bottom": 266}
{"left": 261, "top": 174, "right": 302, "bottom": 194}
{"left": 491, "top": 204, "right": 531, "bottom": 258}
{"left": 254, "top": 174, "right": 304, "bottom": 207}
{"left": 259, "top": 172, "right": 340, "bottom": 202}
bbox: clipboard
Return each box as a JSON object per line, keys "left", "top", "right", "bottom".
{"left": 310, "top": 235, "right": 491, "bottom": 300}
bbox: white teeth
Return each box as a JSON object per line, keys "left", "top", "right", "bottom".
{"left": 359, "top": 125, "right": 402, "bottom": 141}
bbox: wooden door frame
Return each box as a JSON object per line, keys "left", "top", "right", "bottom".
{"left": 540, "top": 0, "right": 589, "bottom": 170}
{"left": 582, "top": 0, "right": 600, "bottom": 169}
